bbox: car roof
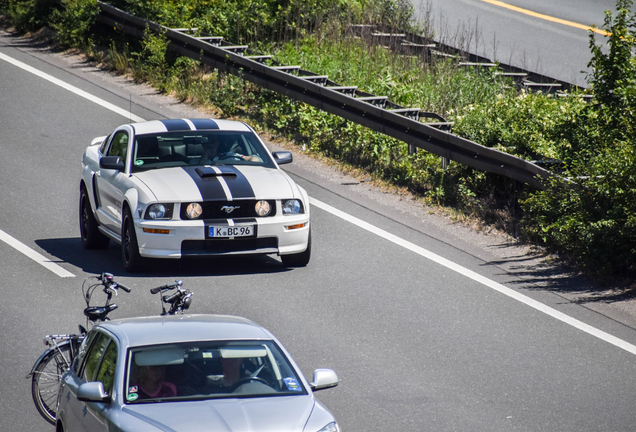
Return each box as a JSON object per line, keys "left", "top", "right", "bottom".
{"left": 130, "top": 119, "right": 252, "bottom": 136}
{"left": 96, "top": 314, "right": 274, "bottom": 348}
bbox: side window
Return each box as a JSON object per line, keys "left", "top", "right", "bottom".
{"left": 72, "top": 330, "right": 98, "bottom": 372}
{"left": 81, "top": 332, "right": 111, "bottom": 382}
{"left": 95, "top": 342, "right": 118, "bottom": 394}
{"left": 107, "top": 131, "right": 129, "bottom": 165}
{"left": 99, "top": 134, "right": 111, "bottom": 155}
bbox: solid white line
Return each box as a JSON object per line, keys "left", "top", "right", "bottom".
{"left": 0, "top": 52, "right": 146, "bottom": 122}
{"left": 310, "top": 197, "right": 636, "bottom": 356}
{"left": 0, "top": 229, "right": 75, "bottom": 278}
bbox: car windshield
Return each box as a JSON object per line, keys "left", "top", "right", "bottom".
{"left": 131, "top": 131, "right": 276, "bottom": 173}
{"left": 125, "top": 340, "right": 307, "bottom": 403}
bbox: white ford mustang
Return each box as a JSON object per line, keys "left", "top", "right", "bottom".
{"left": 79, "top": 119, "right": 311, "bottom": 271}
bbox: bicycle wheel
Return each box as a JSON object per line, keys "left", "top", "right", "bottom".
{"left": 31, "top": 343, "right": 72, "bottom": 425}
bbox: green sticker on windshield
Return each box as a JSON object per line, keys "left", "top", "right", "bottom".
{"left": 135, "top": 160, "right": 144, "bottom": 166}
{"left": 127, "top": 392, "right": 138, "bottom": 401}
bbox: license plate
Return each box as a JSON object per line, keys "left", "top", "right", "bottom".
{"left": 209, "top": 225, "right": 254, "bottom": 238}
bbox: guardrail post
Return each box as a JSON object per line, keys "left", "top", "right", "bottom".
{"left": 442, "top": 157, "right": 450, "bottom": 169}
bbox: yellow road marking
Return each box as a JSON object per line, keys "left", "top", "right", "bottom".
{"left": 479, "top": 0, "right": 610, "bottom": 36}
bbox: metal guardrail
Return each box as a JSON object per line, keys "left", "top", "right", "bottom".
{"left": 95, "top": 1, "right": 556, "bottom": 189}
{"left": 350, "top": 24, "right": 579, "bottom": 93}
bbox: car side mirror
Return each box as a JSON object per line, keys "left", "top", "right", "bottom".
{"left": 100, "top": 156, "right": 124, "bottom": 171}
{"left": 272, "top": 151, "right": 293, "bottom": 165}
{"left": 77, "top": 382, "right": 110, "bottom": 403}
{"left": 310, "top": 369, "right": 339, "bottom": 392}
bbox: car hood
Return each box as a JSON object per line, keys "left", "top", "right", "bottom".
{"left": 121, "top": 395, "right": 315, "bottom": 432}
{"left": 134, "top": 165, "right": 297, "bottom": 202}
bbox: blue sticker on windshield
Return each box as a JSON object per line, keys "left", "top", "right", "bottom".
{"left": 283, "top": 377, "right": 302, "bottom": 391}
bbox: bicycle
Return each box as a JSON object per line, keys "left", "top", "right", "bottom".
{"left": 28, "top": 272, "right": 194, "bottom": 425}
{"left": 28, "top": 272, "right": 131, "bottom": 425}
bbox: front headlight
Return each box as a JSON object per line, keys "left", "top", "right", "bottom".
{"left": 316, "top": 422, "right": 339, "bottom": 432}
{"left": 144, "top": 203, "right": 173, "bottom": 220}
{"left": 282, "top": 199, "right": 303, "bottom": 215}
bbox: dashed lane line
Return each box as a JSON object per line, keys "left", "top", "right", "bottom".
{"left": 0, "top": 229, "right": 75, "bottom": 278}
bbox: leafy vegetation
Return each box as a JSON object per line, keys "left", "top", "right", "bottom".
{"left": 1, "top": 0, "right": 635, "bottom": 276}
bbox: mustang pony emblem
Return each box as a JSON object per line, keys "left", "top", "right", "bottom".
{"left": 220, "top": 205, "right": 241, "bottom": 214}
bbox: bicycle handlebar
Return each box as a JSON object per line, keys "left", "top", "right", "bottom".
{"left": 162, "top": 291, "right": 182, "bottom": 304}
{"left": 115, "top": 282, "right": 132, "bottom": 293}
{"left": 97, "top": 272, "right": 132, "bottom": 293}
{"left": 150, "top": 281, "right": 183, "bottom": 294}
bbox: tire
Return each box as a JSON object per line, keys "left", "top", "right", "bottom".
{"left": 31, "top": 343, "right": 72, "bottom": 425}
{"left": 79, "top": 187, "right": 110, "bottom": 249}
{"left": 122, "top": 207, "right": 144, "bottom": 272}
{"left": 281, "top": 229, "right": 311, "bottom": 267}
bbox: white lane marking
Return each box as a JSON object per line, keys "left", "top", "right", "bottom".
{"left": 310, "top": 197, "right": 636, "bottom": 356}
{"left": 0, "top": 51, "right": 138, "bottom": 278}
{"left": 0, "top": 229, "right": 75, "bottom": 278}
{"left": 0, "top": 52, "right": 146, "bottom": 122}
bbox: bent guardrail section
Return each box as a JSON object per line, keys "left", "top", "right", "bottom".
{"left": 95, "top": 1, "right": 555, "bottom": 189}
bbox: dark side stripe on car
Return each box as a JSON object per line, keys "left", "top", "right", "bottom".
{"left": 181, "top": 166, "right": 255, "bottom": 201}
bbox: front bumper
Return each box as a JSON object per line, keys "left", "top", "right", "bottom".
{"left": 135, "top": 213, "right": 309, "bottom": 259}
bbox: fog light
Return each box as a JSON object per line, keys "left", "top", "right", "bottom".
{"left": 186, "top": 203, "right": 203, "bottom": 219}
{"left": 255, "top": 200, "right": 271, "bottom": 216}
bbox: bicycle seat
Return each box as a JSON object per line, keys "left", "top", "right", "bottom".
{"left": 84, "top": 304, "right": 118, "bottom": 321}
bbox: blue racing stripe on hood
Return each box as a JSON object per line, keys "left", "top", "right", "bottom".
{"left": 181, "top": 166, "right": 228, "bottom": 200}
{"left": 181, "top": 166, "right": 255, "bottom": 200}
{"left": 160, "top": 119, "right": 191, "bottom": 131}
{"left": 190, "top": 119, "right": 219, "bottom": 130}
{"left": 223, "top": 167, "right": 255, "bottom": 199}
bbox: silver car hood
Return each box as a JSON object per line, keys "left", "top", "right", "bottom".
{"left": 122, "top": 395, "right": 315, "bottom": 432}
{"left": 134, "top": 166, "right": 297, "bottom": 203}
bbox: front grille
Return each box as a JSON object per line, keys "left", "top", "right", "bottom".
{"left": 181, "top": 238, "right": 279, "bottom": 255}
{"left": 180, "top": 200, "right": 277, "bottom": 220}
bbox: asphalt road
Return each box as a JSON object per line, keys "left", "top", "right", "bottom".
{"left": 3, "top": 28, "right": 636, "bottom": 432}
{"left": 413, "top": 0, "right": 634, "bottom": 87}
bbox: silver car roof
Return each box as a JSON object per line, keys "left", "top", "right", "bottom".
{"left": 95, "top": 314, "right": 274, "bottom": 348}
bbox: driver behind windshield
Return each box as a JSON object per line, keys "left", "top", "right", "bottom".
{"left": 194, "top": 136, "right": 261, "bottom": 164}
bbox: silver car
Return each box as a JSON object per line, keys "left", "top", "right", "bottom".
{"left": 56, "top": 315, "right": 339, "bottom": 432}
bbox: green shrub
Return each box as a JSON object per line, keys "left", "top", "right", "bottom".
{"left": 49, "top": 0, "right": 98, "bottom": 49}
{"left": 519, "top": 0, "right": 636, "bottom": 275}
{"left": 4, "top": 0, "right": 53, "bottom": 32}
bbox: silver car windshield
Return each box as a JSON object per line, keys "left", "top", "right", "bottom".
{"left": 131, "top": 131, "right": 276, "bottom": 173}
{"left": 125, "top": 340, "right": 307, "bottom": 403}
